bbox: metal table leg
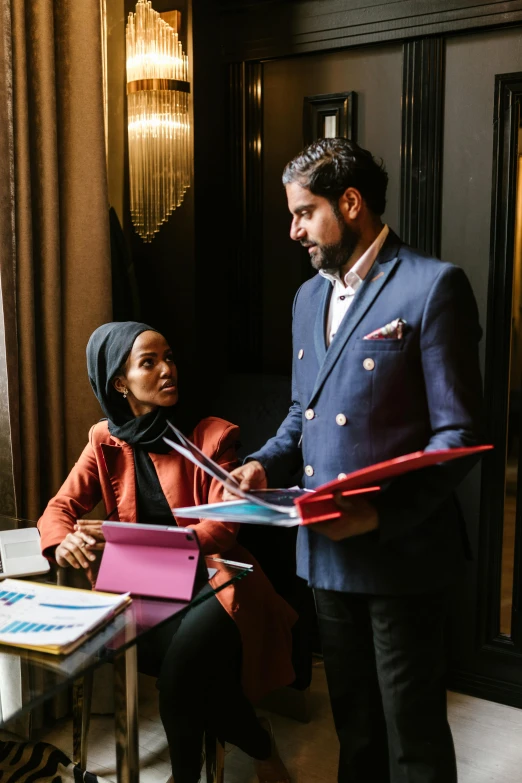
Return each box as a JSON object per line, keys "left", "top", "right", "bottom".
{"left": 205, "top": 731, "right": 225, "bottom": 783}
{"left": 113, "top": 645, "right": 139, "bottom": 783}
{"left": 72, "top": 670, "right": 94, "bottom": 769}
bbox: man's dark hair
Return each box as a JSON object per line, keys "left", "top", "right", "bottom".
{"left": 282, "top": 138, "right": 388, "bottom": 216}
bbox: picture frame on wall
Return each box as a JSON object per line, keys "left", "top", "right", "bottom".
{"left": 303, "top": 91, "right": 357, "bottom": 145}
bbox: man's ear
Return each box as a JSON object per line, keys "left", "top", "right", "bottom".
{"left": 338, "top": 187, "right": 363, "bottom": 220}
{"left": 112, "top": 375, "right": 126, "bottom": 394}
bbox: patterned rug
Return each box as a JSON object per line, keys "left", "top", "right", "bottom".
{"left": 0, "top": 740, "right": 112, "bottom": 783}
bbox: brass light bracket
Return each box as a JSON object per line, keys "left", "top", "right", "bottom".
{"left": 159, "top": 10, "right": 181, "bottom": 32}
{"left": 127, "top": 79, "right": 190, "bottom": 94}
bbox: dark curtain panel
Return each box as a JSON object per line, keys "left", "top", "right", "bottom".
{"left": 0, "top": 0, "right": 113, "bottom": 735}
{"left": 9, "top": 0, "right": 112, "bottom": 520}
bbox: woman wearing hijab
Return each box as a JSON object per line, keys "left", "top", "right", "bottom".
{"left": 38, "top": 322, "right": 296, "bottom": 783}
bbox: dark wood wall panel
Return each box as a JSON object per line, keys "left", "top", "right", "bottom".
{"left": 193, "top": 2, "right": 522, "bottom": 706}
{"left": 261, "top": 46, "right": 402, "bottom": 372}
{"left": 400, "top": 38, "right": 444, "bottom": 256}
{"left": 218, "top": 0, "right": 522, "bottom": 61}
{"left": 440, "top": 27, "right": 522, "bottom": 706}
{"left": 227, "top": 62, "right": 264, "bottom": 369}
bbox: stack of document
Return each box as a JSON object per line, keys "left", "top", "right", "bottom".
{"left": 164, "top": 423, "right": 493, "bottom": 526}
{"left": 0, "top": 579, "right": 130, "bottom": 655}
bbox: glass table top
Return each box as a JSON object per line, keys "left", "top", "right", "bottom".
{"left": 0, "top": 556, "right": 251, "bottom": 726}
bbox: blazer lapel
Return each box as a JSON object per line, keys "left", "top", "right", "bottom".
{"left": 313, "top": 277, "right": 331, "bottom": 365}
{"left": 308, "top": 232, "right": 402, "bottom": 405}
{"left": 100, "top": 442, "right": 137, "bottom": 521}
{"left": 150, "top": 451, "right": 187, "bottom": 512}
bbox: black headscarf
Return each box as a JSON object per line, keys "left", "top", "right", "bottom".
{"left": 86, "top": 321, "right": 196, "bottom": 524}
{"left": 86, "top": 321, "right": 194, "bottom": 453}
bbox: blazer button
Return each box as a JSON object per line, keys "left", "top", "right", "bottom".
{"left": 305, "top": 408, "right": 315, "bottom": 420}
{"left": 304, "top": 465, "right": 314, "bottom": 477}
{"left": 363, "top": 357, "right": 375, "bottom": 371}
{"left": 338, "top": 472, "right": 347, "bottom": 480}
{"left": 298, "top": 349, "right": 304, "bottom": 359}
{"left": 336, "top": 413, "right": 347, "bottom": 426}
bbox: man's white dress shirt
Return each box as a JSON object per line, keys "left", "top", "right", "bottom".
{"left": 319, "top": 225, "right": 389, "bottom": 346}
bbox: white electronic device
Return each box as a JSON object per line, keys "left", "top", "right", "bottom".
{"left": 0, "top": 527, "right": 50, "bottom": 579}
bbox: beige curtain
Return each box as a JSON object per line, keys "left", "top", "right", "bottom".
{"left": 0, "top": 0, "right": 112, "bottom": 735}
{"left": 11, "top": 0, "right": 112, "bottom": 519}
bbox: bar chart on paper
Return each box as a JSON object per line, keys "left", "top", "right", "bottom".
{"left": 0, "top": 588, "right": 36, "bottom": 607}
{"left": 0, "top": 579, "right": 130, "bottom": 653}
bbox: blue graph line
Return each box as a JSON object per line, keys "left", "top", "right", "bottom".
{"left": 39, "top": 603, "right": 110, "bottom": 610}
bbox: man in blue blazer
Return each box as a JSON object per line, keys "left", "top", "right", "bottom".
{"left": 227, "top": 138, "right": 483, "bottom": 782}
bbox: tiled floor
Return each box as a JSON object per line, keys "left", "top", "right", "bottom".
{"left": 37, "top": 662, "right": 522, "bottom": 783}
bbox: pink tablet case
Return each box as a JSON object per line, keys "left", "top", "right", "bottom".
{"left": 95, "top": 522, "right": 202, "bottom": 601}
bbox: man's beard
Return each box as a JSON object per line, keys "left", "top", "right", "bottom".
{"left": 304, "top": 222, "right": 359, "bottom": 272}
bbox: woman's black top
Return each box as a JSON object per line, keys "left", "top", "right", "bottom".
{"left": 134, "top": 449, "right": 177, "bottom": 526}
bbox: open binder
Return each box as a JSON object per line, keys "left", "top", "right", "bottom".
{"left": 165, "top": 423, "right": 493, "bottom": 526}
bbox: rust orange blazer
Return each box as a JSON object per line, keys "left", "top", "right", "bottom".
{"left": 38, "top": 416, "right": 297, "bottom": 703}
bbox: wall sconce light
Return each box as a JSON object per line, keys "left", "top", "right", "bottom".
{"left": 126, "top": 1, "right": 190, "bottom": 242}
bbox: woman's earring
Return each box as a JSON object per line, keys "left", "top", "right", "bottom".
{"left": 122, "top": 388, "right": 128, "bottom": 400}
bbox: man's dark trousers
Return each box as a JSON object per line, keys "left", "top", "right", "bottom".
{"left": 314, "top": 588, "right": 457, "bottom": 783}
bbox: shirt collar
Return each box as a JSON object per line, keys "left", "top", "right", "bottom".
{"left": 319, "top": 224, "right": 390, "bottom": 292}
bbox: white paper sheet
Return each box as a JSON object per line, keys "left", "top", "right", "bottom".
{"left": 0, "top": 580, "right": 129, "bottom": 651}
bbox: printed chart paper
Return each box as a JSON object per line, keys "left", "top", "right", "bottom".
{"left": 0, "top": 580, "right": 130, "bottom": 653}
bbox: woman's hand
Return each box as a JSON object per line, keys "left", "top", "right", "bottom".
{"left": 74, "top": 519, "right": 106, "bottom": 545}
{"left": 55, "top": 530, "right": 99, "bottom": 569}
{"left": 55, "top": 520, "right": 106, "bottom": 569}
{"left": 223, "top": 461, "right": 267, "bottom": 500}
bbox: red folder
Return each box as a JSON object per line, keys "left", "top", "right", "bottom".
{"left": 296, "top": 445, "right": 493, "bottom": 525}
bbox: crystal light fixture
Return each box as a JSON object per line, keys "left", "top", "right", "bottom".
{"left": 126, "top": 2, "right": 190, "bottom": 242}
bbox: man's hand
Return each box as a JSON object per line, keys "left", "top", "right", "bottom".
{"left": 223, "top": 461, "right": 267, "bottom": 500}
{"left": 312, "top": 494, "right": 379, "bottom": 541}
{"left": 55, "top": 530, "right": 99, "bottom": 569}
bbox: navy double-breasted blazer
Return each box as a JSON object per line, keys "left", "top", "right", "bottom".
{"left": 250, "top": 230, "right": 484, "bottom": 594}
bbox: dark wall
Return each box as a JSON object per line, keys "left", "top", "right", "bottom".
{"left": 262, "top": 45, "right": 402, "bottom": 372}
{"left": 442, "top": 28, "right": 522, "bottom": 345}
{"left": 204, "top": 8, "right": 522, "bottom": 703}
{"left": 107, "top": 0, "right": 229, "bottom": 409}
{"left": 218, "top": 0, "right": 522, "bottom": 61}
{"left": 109, "top": 0, "right": 522, "bottom": 702}
{"left": 111, "top": 0, "right": 227, "bottom": 407}
{"left": 122, "top": 0, "right": 196, "bottom": 373}
{"left": 191, "top": 0, "right": 228, "bottom": 382}
{"left": 440, "top": 27, "right": 522, "bottom": 684}
{"left": 127, "top": 0, "right": 229, "bottom": 393}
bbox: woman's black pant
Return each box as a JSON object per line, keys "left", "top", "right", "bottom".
{"left": 137, "top": 587, "right": 270, "bottom": 783}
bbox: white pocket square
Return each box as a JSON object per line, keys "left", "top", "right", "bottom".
{"left": 363, "top": 318, "right": 407, "bottom": 340}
